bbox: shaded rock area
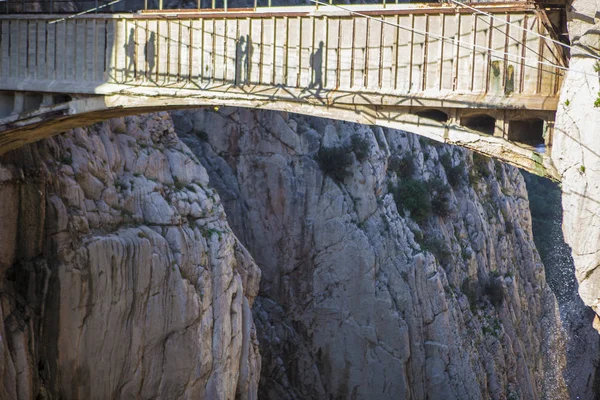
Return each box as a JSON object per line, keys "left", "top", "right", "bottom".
{"left": 0, "top": 113, "right": 260, "bottom": 399}
{"left": 176, "top": 107, "right": 568, "bottom": 399}
{"left": 524, "top": 172, "right": 600, "bottom": 399}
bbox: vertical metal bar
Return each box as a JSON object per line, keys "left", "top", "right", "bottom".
{"left": 393, "top": 14, "right": 400, "bottom": 90}
{"left": 297, "top": 16, "right": 302, "bottom": 87}
{"left": 224, "top": 0, "right": 227, "bottom": 12}
{"left": 324, "top": 16, "right": 328, "bottom": 88}
{"left": 519, "top": 15, "right": 527, "bottom": 94}
{"left": 145, "top": 0, "right": 148, "bottom": 10}
{"left": 284, "top": 17, "right": 289, "bottom": 85}
{"left": 453, "top": 12, "right": 461, "bottom": 91}
{"left": 470, "top": 15, "right": 477, "bottom": 92}
{"left": 335, "top": 18, "right": 341, "bottom": 89}
{"left": 408, "top": 14, "right": 414, "bottom": 91}
{"left": 438, "top": 13, "right": 445, "bottom": 91}
{"left": 159, "top": 0, "right": 163, "bottom": 10}
{"left": 502, "top": 14, "right": 510, "bottom": 92}
{"left": 485, "top": 15, "right": 493, "bottom": 94}
{"left": 350, "top": 17, "right": 355, "bottom": 88}
{"left": 364, "top": 18, "right": 369, "bottom": 88}
{"left": 422, "top": 14, "right": 428, "bottom": 91}
{"left": 212, "top": 0, "right": 215, "bottom": 9}
{"left": 268, "top": 0, "right": 271, "bottom": 7}
{"left": 272, "top": 17, "right": 277, "bottom": 85}
{"left": 378, "top": 15, "right": 384, "bottom": 89}
{"left": 259, "top": 18, "right": 264, "bottom": 83}
{"left": 95, "top": 0, "right": 98, "bottom": 13}
{"left": 254, "top": 0, "right": 257, "bottom": 11}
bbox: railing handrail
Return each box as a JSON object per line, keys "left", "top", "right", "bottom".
{"left": 4, "top": 0, "right": 548, "bottom": 15}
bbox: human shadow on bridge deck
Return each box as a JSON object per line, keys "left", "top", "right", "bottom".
{"left": 306, "top": 41, "right": 324, "bottom": 97}
{"left": 235, "top": 35, "right": 253, "bottom": 86}
{"left": 125, "top": 28, "right": 136, "bottom": 79}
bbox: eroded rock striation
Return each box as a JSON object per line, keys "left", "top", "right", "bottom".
{"left": 177, "top": 108, "right": 568, "bottom": 399}
{"left": 0, "top": 113, "right": 260, "bottom": 399}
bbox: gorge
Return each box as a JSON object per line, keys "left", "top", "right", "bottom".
{"left": 2, "top": 0, "right": 600, "bottom": 398}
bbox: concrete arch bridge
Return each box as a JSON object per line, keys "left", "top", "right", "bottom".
{"left": 0, "top": 2, "right": 568, "bottom": 179}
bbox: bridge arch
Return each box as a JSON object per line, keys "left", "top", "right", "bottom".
{"left": 414, "top": 109, "right": 449, "bottom": 123}
{"left": 0, "top": 93, "right": 560, "bottom": 180}
{"left": 461, "top": 114, "right": 496, "bottom": 136}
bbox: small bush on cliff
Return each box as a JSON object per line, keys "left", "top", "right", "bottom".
{"left": 351, "top": 135, "right": 370, "bottom": 162}
{"left": 484, "top": 278, "right": 504, "bottom": 307}
{"left": 391, "top": 179, "right": 430, "bottom": 221}
{"left": 462, "top": 278, "right": 480, "bottom": 311}
{"left": 428, "top": 178, "right": 452, "bottom": 216}
{"left": 316, "top": 145, "right": 353, "bottom": 182}
{"left": 440, "top": 153, "right": 465, "bottom": 187}
{"left": 473, "top": 153, "right": 491, "bottom": 178}
{"left": 422, "top": 237, "right": 452, "bottom": 265}
{"left": 389, "top": 154, "right": 415, "bottom": 179}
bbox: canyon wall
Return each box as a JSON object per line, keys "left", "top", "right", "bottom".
{"left": 176, "top": 107, "right": 568, "bottom": 399}
{"left": 552, "top": 0, "right": 600, "bottom": 332}
{"left": 0, "top": 113, "right": 260, "bottom": 399}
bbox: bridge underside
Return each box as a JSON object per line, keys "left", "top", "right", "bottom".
{"left": 0, "top": 90, "right": 559, "bottom": 180}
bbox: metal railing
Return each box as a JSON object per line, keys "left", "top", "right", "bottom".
{"left": 1, "top": 0, "right": 531, "bottom": 14}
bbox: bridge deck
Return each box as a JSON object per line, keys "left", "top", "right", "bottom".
{"left": 0, "top": 3, "right": 564, "bottom": 108}
{"left": 0, "top": 3, "right": 567, "bottom": 178}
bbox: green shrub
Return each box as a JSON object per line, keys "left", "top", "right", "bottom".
{"left": 316, "top": 145, "right": 353, "bottom": 181}
{"left": 388, "top": 154, "right": 415, "bottom": 179}
{"left": 428, "top": 178, "right": 452, "bottom": 216}
{"left": 484, "top": 278, "right": 504, "bottom": 307}
{"left": 422, "top": 237, "right": 452, "bottom": 265}
{"left": 462, "top": 278, "right": 479, "bottom": 311}
{"left": 392, "top": 179, "right": 430, "bottom": 221}
{"left": 351, "top": 135, "right": 370, "bottom": 162}
{"left": 473, "top": 153, "right": 491, "bottom": 178}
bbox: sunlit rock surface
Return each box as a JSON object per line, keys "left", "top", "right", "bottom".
{"left": 177, "top": 108, "right": 568, "bottom": 399}
{"left": 0, "top": 113, "right": 260, "bottom": 399}
{"left": 553, "top": 0, "right": 600, "bottom": 332}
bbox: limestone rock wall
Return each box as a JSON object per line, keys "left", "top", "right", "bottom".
{"left": 0, "top": 112, "right": 261, "bottom": 399}
{"left": 176, "top": 108, "right": 568, "bottom": 399}
{"left": 552, "top": 0, "right": 600, "bottom": 331}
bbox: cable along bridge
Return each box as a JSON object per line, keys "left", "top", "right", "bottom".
{"left": 0, "top": 1, "right": 568, "bottom": 179}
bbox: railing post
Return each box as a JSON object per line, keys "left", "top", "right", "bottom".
{"left": 145, "top": 0, "right": 148, "bottom": 10}
{"left": 197, "top": 0, "right": 200, "bottom": 10}
{"left": 95, "top": 0, "right": 98, "bottom": 13}
{"left": 254, "top": 0, "right": 257, "bottom": 10}
{"left": 159, "top": 0, "right": 163, "bottom": 10}
{"left": 212, "top": 0, "right": 215, "bottom": 9}
{"left": 224, "top": 0, "right": 227, "bottom": 12}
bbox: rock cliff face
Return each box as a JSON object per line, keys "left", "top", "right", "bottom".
{"left": 553, "top": 0, "right": 600, "bottom": 331}
{"left": 0, "top": 113, "right": 260, "bottom": 399}
{"left": 176, "top": 108, "right": 568, "bottom": 399}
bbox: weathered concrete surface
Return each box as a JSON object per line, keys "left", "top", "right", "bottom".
{"left": 552, "top": 0, "right": 600, "bottom": 329}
